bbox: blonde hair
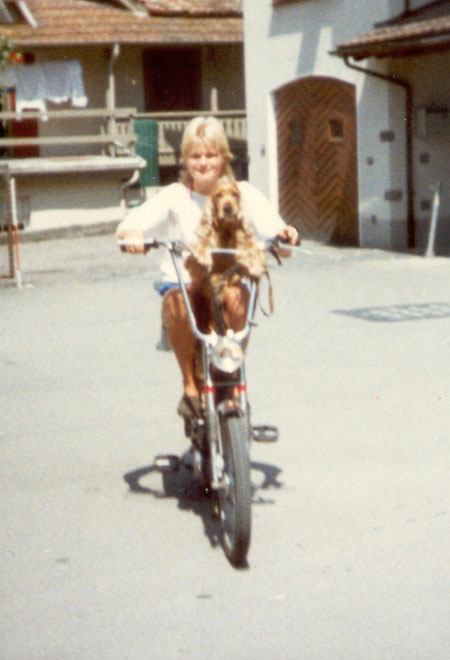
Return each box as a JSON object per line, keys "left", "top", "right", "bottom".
{"left": 180, "top": 116, "right": 234, "bottom": 186}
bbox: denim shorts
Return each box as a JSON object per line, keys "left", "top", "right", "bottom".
{"left": 155, "top": 279, "right": 250, "bottom": 297}
{"left": 154, "top": 281, "right": 182, "bottom": 297}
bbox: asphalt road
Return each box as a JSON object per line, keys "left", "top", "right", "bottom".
{"left": 1, "top": 235, "right": 450, "bottom": 659}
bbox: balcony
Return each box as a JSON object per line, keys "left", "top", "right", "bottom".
{"left": 0, "top": 106, "right": 248, "bottom": 233}
{"left": 0, "top": 107, "right": 248, "bottom": 180}
{"left": 138, "top": 109, "right": 247, "bottom": 172}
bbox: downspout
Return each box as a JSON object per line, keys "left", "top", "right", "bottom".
{"left": 343, "top": 56, "right": 415, "bottom": 248}
{"left": 107, "top": 43, "right": 120, "bottom": 156}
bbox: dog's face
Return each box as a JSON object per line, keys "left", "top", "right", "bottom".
{"left": 187, "top": 176, "right": 266, "bottom": 283}
{"left": 210, "top": 180, "right": 242, "bottom": 228}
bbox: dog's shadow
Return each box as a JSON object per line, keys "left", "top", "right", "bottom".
{"left": 123, "top": 456, "right": 284, "bottom": 554}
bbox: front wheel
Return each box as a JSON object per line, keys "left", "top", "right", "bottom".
{"left": 218, "top": 414, "right": 252, "bottom": 567}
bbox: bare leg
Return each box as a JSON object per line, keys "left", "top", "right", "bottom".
{"left": 221, "top": 282, "right": 250, "bottom": 331}
{"left": 220, "top": 283, "right": 250, "bottom": 402}
{"left": 161, "top": 288, "right": 199, "bottom": 400}
{"left": 161, "top": 283, "right": 250, "bottom": 412}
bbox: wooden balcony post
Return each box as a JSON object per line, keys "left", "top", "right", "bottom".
{"left": 0, "top": 164, "right": 22, "bottom": 286}
{"left": 106, "top": 44, "right": 120, "bottom": 156}
{"left": 210, "top": 87, "right": 219, "bottom": 112}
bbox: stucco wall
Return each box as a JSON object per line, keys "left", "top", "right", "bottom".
{"left": 242, "top": 0, "right": 419, "bottom": 250}
{"left": 397, "top": 51, "right": 450, "bottom": 251}
{"left": 243, "top": 0, "right": 387, "bottom": 189}
{"left": 4, "top": 170, "right": 129, "bottom": 231}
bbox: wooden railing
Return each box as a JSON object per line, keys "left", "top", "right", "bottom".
{"left": 0, "top": 107, "right": 137, "bottom": 157}
{"left": 0, "top": 107, "right": 248, "bottom": 170}
{"left": 135, "top": 110, "right": 247, "bottom": 166}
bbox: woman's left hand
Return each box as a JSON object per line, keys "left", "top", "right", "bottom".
{"left": 277, "top": 225, "right": 300, "bottom": 246}
{"left": 275, "top": 225, "right": 300, "bottom": 257}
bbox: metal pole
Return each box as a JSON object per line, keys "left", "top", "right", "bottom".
{"left": 8, "top": 174, "right": 22, "bottom": 287}
{"left": 425, "top": 182, "right": 442, "bottom": 259}
{"left": 0, "top": 164, "right": 16, "bottom": 282}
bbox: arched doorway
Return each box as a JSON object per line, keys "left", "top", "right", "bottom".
{"left": 275, "top": 76, "right": 359, "bottom": 245}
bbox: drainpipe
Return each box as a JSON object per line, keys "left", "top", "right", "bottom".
{"left": 343, "top": 56, "right": 415, "bottom": 248}
{"left": 107, "top": 43, "right": 120, "bottom": 156}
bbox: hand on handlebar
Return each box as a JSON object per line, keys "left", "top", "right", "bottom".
{"left": 276, "top": 225, "right": 300, "bottom": 246}
{"left": 118, "top": 229, "right": 149, "bottom": 254}
{"left": 275, "top": 225, "right": 300, "bottom": 257}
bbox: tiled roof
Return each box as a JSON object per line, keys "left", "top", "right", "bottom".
{"left": 0, "top": 0, "right": 243, "bottom": 46}
{"left": 334, "top": 4, "right": 450, "bottom": 59}
{"left": 142, "top": 0, "right": 242, "bottom": 16}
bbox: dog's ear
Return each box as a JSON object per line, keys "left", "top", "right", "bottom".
{"left": 241, "top": 212, "right": 254, "bottom": 238}
{"left": 196, "top": 197, "right": 214, "bottom": 240}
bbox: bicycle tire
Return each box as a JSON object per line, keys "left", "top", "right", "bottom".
{"left": 218, "top": 414, "right": 252, "bottom": 566}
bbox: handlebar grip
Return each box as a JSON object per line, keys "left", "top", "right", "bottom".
{"left": 118, "top": 238, "right": 159, "bottom": 252}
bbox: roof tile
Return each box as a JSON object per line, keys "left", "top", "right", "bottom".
{"left": 335, "top": 4, "right": 450, "bottom": 59}
{"left": 142, "top": 0, "right": 242, "bottom": 16}
{"left": 0, "top": 0, "right": 243, "bottom": 45}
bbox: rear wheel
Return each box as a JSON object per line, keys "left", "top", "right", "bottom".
{"left": 218, "top": 415, "right": 252, "bottom": 566}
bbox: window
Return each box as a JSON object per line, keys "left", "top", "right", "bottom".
{"left": 329, "top": 118, "right": 344, "bottom": 141}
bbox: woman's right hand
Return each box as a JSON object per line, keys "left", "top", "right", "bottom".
{"left": 118, "top": 229, "right": 146, "bottom": 254}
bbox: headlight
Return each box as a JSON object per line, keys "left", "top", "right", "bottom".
{"left": 211, "top": 337, "right": 244, "bottom": 373}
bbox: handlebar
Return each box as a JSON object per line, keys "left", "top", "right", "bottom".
{"left": 116, "top": 235, "right": 305, "bottom": 346}
{"left": 117, "top": 237, "right": 263, "bottom": 346}
{"left": 117, "top": 236, "right": 293, "bottom": 254}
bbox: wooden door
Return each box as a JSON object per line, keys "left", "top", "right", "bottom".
{"left": 142, "top": 47, "right": 202, "bottom": 112}
{"left": 276, "top": 76, "right": 358, "bottom": 245}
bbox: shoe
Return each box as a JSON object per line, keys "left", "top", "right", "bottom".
{"left": 156, "top": 326, "right": 171, "bottom": 351}
{"left": 177, "top": 394, "right": 203, "bottom": 419}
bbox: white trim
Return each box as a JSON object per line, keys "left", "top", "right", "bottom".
{"left": 17, "top": 0, "right": 37, "bottom": 29}
{"left": 115, "top": 0, "right": 147, "bottom": 18}
{"left": 267, "top": 92, "right": 279, "bottom": 208}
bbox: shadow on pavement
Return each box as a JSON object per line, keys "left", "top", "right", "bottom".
{"left": 123, "top": 462, "right": 221, "bottom": 550}
{"left": 333, "top": 301, "right": 450, "bottom": 322}
{"left": 123, "top": 459, "right": 284, "bottom": 552}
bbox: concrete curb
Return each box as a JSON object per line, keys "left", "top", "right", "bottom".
{"left": 0, "top": 220, "right": 118, "bottom": 245}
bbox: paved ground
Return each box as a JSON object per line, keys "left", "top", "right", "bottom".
{"left": 1, "top": 234, "right": 449, "bottom": 659}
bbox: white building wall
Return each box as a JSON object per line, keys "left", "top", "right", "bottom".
{"left": 396, "top": 51, "right": 450, "bottom": 250}
{"left": 243, "top": 0, "right": 413, "bottom": 249}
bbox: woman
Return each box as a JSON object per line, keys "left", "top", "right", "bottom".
{"left": 117, "top": 116, "right": 298, "bottom": 420}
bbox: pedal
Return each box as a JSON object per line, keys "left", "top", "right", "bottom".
{"left": 252, "top": 425, "right": 279, "bottom": 442}
{"left": 181, "top": 446, "right": 203, "bottom": 479}
{"left": 154, "top": 454, "right": 180, "bottom": 472}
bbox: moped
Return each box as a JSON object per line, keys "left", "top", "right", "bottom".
{"left": 120, "top": 238, "right": 280, "bottom": 566}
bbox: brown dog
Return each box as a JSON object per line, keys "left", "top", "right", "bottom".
{"left": 185, "top": 178, "right": 266, "bottom": 331}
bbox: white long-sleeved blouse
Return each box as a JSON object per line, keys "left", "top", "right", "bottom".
{"left": 116, "top": 180, "right": 286, "bottom": 283}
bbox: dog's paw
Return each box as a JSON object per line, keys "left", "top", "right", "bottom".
{"left": 187, "top": 243, "right": 213, "bottom": 270}
{"left": 248, "top": 263, "right": 266, "bottom": 278}
{"left": 196, "top": 250, "right": 213, "bottom": 271}
{"left": 237, "top": 248, "right": 266, "bottom": 279}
